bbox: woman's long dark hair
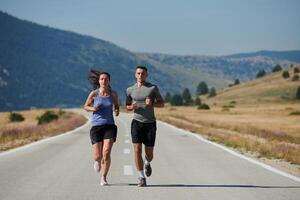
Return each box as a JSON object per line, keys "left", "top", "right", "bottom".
{"left": 88, "top": 69, "right": 111, "bottom": 90}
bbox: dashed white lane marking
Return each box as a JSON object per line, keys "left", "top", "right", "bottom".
{"left": 124, "top": 139, "right": 130, "bottom": 144}
{"left": 123, "top": 148, "right": 130, "bottom": 154}
{"left": 124, "top": 165, "right": 133, "bottom": 175}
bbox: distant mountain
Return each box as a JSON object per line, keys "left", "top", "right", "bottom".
{"left": 0, "top": 11, "right": 298, "bottom": 111}
{"left": 225, "top": 50, "right": 300, "bottom": 63}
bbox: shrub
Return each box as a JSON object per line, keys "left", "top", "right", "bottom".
{"left": 9, "top": 112, "right": 25, "bottom": 122}
{"left": 272, "top": 64, "right": 282, "bottom": 72}
{"left": 256, "top": 70, "right": 266, "bottom": 78}
{"left": 294, "top": 67, "right": 300, "bottom": 74}
{"left": 291, "top": 74, "right": 299, "bottom": 81}
{"left": 296, "top": 86, "right": 300, "bottom": 100}
{"left": 282, "top": 71, "right": 290, "bottom": 79}
{"left": 289, "top": 111, "right": 300, "bottom": 115}
{"left": 37, "top": 111, "right": 59, "bottom": 124}
{"left": 197, "top": 104, "right": 210, "bottom": 110}
{"left": 58, "top": 109, "right": 66, "bottom": 116}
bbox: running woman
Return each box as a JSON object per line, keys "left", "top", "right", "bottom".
{"left": 126, "top": 66, "right": 164, "bottom": 187}
{"left": 84, "top": 70, "right": 119, "bottom": 186}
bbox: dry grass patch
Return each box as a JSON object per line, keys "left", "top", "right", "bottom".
{"left": 155, "top": 102, "right": 300, "bottom": 165}
{"left": 0, "top": 109, "right": 87, "bottom": 151}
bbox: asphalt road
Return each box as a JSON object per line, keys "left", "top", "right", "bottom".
{"left": 0, "top": 110, "right": 299, "bottom": 200}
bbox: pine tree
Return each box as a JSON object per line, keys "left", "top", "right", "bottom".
{"left": 194, "top": 96, "right": 201, "bottom": 105}
{"left": 170, "top": 94, "right": 183, "bottom": 106}
{"left": 182, "top": 88, "right": 193, "bottom": 105}
{"left": 208, "top": 87, "right": 217, "bottom": 97}
{"left": 272, "top": 64, "right": 282, "bottom": 72}
{"left": 165, "top": 92, "right": 172, "bottom": 103}
{"left": 196, "top": 81, "right": 208, "bottom": 95}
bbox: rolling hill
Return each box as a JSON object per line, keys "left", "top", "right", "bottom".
{"left": 0, "top": 11, "right": 299, "bottom": 111}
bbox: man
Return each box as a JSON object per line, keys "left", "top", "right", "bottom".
{"left": 126, "top": 66, "right": 164, "bottom": 187}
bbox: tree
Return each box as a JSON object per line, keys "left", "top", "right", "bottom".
{"left": 294, "top": 67, "right": 300, "bottom": 74}
{"left": 182, "top": 88, "right": 193, "bottom": 105}
{"left": 296, "top": 86, "right": 300, "bottom": 100}
{"left": 196, "top": 81, "right": 208, "bottom": 95}
{"left": 272, "top": 64, "right": 282, "bottom": 72}
{"left": 170, "top": 94, "right": 183, "bottom": 106}
{"left": 292, "top": 74, "right": 299, "bottom": 81}
{"left": 234, "top": 79, "right": 240, "bottom": 85}
{"left": 208, "top": 87, "right": 217, "bottom": 97}
{"left": 164, "top": 92, "right": 172, "bottom": 103}
{"left": 282, "top": 71, "right": 290, "bottom": 79}
{"left": 194, "top": 96, "right": 201, "bottom": 105}
{"left": 256, "top": 70, "right": 266, "bottom": 78}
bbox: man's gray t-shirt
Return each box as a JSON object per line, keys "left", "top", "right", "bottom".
{"left": 126, "top": 82, "right": 163, "bottom": 123}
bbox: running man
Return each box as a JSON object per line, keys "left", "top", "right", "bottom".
{"left": 126, "top": 66, "right": 164, "bottom": 187}
{"left": 84, "top": 71, "right": 119, "bottom": 186}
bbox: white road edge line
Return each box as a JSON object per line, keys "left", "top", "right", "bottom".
{"left": 159, "top": 120, "right": 300, "bottom": 183}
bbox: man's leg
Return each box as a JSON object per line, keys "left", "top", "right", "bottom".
{"left": 133, "top": 143, "right": 147, "bottom": 186}
{"left": 144, "top": 146, "right": 153, "bottom": 177}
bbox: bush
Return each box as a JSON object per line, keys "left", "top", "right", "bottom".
{"left": 289, "top": 111, "right": 300, "bottom": 115}
{"left": 294, "top": 67, "right": 300, "bottom": 74}
{"left": 9, "top": 112, "right": 25, "bottom": 122}
{"left": 58, "top": 109, "right": 66, "bottom": 116}
{"left": 291, "top": 74, "right": 299, "bottom": 81}
{"left": 37, "top": 111, "right": 59, "bottom": 124}
{"left": 296, "top": 86, "right": 300, "bottom": 100}
{"left": 197, "top": 104, "right": 210, "bottom": 110}
{"left": 282, "top": 71, "right": 290, "bottom": 79}
{"left": 272, "top": 64, "right": 282, "bottom": 72}
{"left": 256, "top": 70, "right": 266, "bottom": 78}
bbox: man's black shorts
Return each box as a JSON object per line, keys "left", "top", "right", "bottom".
{"left": 131, "top": 119, "right": 157, "bottom": 147}
{"left": 90, "top": 124, "right": 117, "bottom": 145}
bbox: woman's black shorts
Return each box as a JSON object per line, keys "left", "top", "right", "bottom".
{"left": 131, "top": 119, "right": 157, "bottom": 147}
{"left": 90, "top": 124, "right": 117, "bottom": 145}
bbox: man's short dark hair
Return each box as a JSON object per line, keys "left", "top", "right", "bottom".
{"left": 136, "top": 65, "right": 148, "bottom": 72}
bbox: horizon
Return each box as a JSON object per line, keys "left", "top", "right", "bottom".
{"left": 0, "top": 0, "right": 300, "bottom": 56}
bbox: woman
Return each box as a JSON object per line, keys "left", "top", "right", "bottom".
{"left": 84, "top": 70, "right": 119, "bottom": 186}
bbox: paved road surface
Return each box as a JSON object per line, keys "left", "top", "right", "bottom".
{"left": 0, "top": 110, "right": 299, "bottom": 200}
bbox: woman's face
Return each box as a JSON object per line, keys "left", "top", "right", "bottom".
{"left": 99, "top": 74, "right": 110, "bottom": 88}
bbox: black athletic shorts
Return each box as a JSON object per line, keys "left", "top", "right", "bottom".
{"left": 131, "top": 119, "right": 157, "bottom": 147}
{"left": 90, "top": 124, "right": 117, "bottom": 145}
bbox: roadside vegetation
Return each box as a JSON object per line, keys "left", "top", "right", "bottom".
{"left": 0, "top": 109, "right": 87, "bottom": 151}
{"left": 157, "top": 65, "right": 300, "bottom": 166}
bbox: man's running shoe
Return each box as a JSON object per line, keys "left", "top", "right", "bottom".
{"left": 137, "top": 177, "right": 147, "bottom": 187}
{"left": 145, "top": 163, "right": 152, "bottom": 177}
{"left": 94, "top": 161, "right": 100, "bottom": 173}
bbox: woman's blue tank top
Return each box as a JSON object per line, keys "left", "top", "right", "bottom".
{"left": 92, "top": 89, "right": 115, "bottom": 126}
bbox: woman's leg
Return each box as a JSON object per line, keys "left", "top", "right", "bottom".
{"left": 92, "top": 142, "right": 103, "bottom": 172}
{"left": 101, "top": 139, "right": 114, "bottom": 178}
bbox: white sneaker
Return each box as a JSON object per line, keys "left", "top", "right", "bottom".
{"left": 94, "top": 161, "right": 100, "bottom": 173}
{"left": 100, "top": 177, "right": 108, "bottom": 186}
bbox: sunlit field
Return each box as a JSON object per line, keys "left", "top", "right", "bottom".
{"left": 0, "top": 109, "right": 87, "bottom": 151}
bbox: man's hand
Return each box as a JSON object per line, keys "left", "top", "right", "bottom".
{"left": 145, "top": 97, "right": 152, "bottom": 106}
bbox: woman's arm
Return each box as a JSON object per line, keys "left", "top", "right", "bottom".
{"left": 83, "top": 91, "right": 97, "bottom": 112}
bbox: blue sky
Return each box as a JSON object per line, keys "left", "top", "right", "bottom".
{"left": 0, "top": 0, "right": 299, "bottom": 56}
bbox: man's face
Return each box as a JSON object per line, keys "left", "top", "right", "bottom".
{"left": 135, "top": 68, "right": 147, "bottom": 83}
